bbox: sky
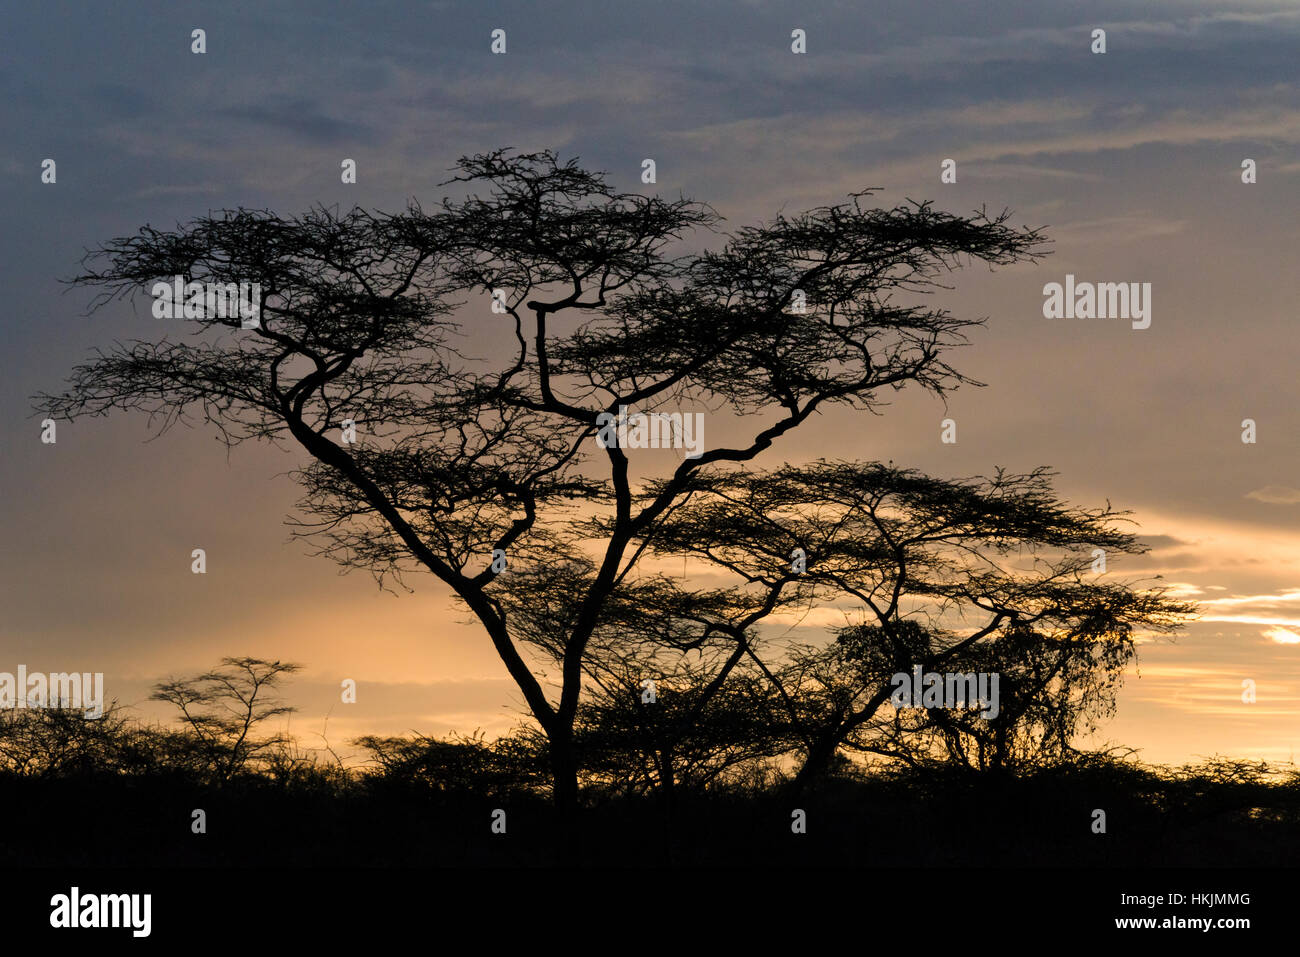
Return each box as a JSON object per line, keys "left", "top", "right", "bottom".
{"left": 3, "top": 0, "right": 1299, "bottom": 767}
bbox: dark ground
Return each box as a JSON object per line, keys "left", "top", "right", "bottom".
{"left": 5, "top": 760, "right": 1295, "bottom": 868}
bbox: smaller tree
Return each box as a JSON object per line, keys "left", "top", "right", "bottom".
{"left": 837, "top": 620, "right": 1137, "bottom": 774}
{"left": 639, "top": 460, "right": 1196, "bottom": 790}
{"left": 150, "top": 656, "right": 300, "bottom": 784}
{"left": 570, "top": 658, "right": 794, "bottom": 803}
{"left": 0, "top": 702, "right": 133, "bottom": 778}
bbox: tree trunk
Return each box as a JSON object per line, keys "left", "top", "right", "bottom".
{"left": 549, "top": 734, "right": 581, "bottom": 865}
{"left": 789, "top": 729, "right": 842, "bottom": 796}
{"left": 656, "top": 748, "right": 676, "bottom": 864}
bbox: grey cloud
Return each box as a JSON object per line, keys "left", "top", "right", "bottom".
{"left": 1246, "top": 486, "right": 1300, "bottom": 505}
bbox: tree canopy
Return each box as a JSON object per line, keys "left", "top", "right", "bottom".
{"left": 38, "top": 148, "right": 1192, "bottom": 822}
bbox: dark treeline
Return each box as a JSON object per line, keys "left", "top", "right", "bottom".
{"left": 2, "top": 656, "right": 1296, "bottom": 867}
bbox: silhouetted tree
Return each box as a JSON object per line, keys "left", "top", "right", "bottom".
{"left": 633, "top": 461, "right": 1195, "bottom": 790}
{"left": 150, "top": 656, "right": 301, "bottom": 783}
{"left": 39, "top": 148, "right": 1048, "bottom": 832}
{"left": 570, "top": 657, "right": 793, "bottom": 802}
{"left": 0, "top": 702, "right": 132, "bottom": 778}
{"left": 862, "top": 621, "right": 1137, "bottom": 774}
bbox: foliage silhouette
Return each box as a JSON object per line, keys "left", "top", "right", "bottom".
{"left": 39, "top": 149, "right": 1197, "bottom": 845}
{"left": 2, "top": 683, "right": 1297, "bottom": 867}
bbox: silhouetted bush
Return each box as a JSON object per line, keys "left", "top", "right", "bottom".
{"left": 4, "top": 658, "right": 1294, "bottom": 866}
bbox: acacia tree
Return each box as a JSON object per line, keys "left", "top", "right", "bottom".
{"left": 38, "top": 149, "right": 1047, "bottom": 828}
{"left": 0, "top": 702, "right": 134, "bottom": 778}
{"left": 150, "top": 656, "right": 301, "bottom": 783}
{"left": 635, "top": 461, "right": 1195, "bottom": 791}
{"left": 852, "top": 619, "right": 1142, "bottom": 774}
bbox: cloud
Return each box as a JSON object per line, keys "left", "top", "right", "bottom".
{"left": 1160, "top": 587, "right": 1300, "bottom": 635}
{"left": 1196, "top": 587, "right": 1300, "bottom": 631}
{"left": 215, "top": 99, "right": 374, "bottom": 144}
{"left": 1204, "top": 615, "right": 1300, "bottom": 628}
{"left": 965, "top": 162, "right": 1102, "bottom": 182}
{"left": 1246, "top": 485, "right": 1300, "bottom": 505}
{"left": 1051, "top": 216, "right": 1189, "bottom": 244}
{"left": 129, "top": 184, "right": 222, "bottom": 200}
{"left": 1199, "top": 588, "right": 1300, "bottom": 608}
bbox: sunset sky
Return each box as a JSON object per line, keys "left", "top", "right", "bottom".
{"left": 4, "top": 0, "right": 1299, "bottom": 767}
